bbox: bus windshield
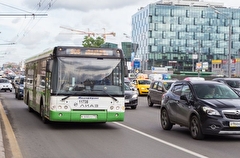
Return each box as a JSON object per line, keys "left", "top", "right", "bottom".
{"left": 54, "top": 57, "right": 123, "bottom": 95}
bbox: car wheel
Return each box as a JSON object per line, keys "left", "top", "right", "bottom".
{"left": 17, "top": 93, "right": 21, "bottom": 100}
{"left": 131, "top": 106, "right": 137, "bottom": 109}
{"left": 147, "top": 96, "right": 153, "bottom": 107}
{"left": 190, "top": 115, "right": 204, "bottom": 140}
{"left": 161, "top": 108, "right": 173, "bottom": 130}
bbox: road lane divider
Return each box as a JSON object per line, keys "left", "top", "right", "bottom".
{"left": 114, "top": 122, "right": 208, "bottom": 158}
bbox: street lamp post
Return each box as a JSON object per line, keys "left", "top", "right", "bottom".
{"left": 153, "top": 52, "right": 156, "bottom": 67}
{"left": 228, "top": 23, "right": 232, "bottom": 78}
{"left": 210, "top": 6, "right": 232, "bottom": 78}
{"left": 198, "top": 40, "right": 201, "bottom": 77}
{"left": 192, "top": 53, "right": 198, "bottom": 72}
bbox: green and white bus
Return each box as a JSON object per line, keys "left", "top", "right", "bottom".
{"left": 24, "top": 46, "right": 128, "bottom": 123}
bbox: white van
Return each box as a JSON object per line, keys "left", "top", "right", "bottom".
{"left": 148, "top": 74, "right": 162, "bottom": 81}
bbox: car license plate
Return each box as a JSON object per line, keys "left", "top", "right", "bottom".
{"left": 81, "top": 115, "right": 97, "bottom": 119}
{"left": 125, "top": 99, "right": 129, "bottom": 103}
{"left": 229, "top": 122, "right": 240, "bottom": 127}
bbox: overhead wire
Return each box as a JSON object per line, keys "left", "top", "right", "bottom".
{"left": 14, "top": 0, "right": 57, "bottom": 42}
{"left": 0, "top": 2, "right": 32, "bottom": 13}
{"left": 0, "top": 0, "right": 57, "bottom": 61}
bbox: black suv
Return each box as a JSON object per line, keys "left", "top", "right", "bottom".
{"left": 161, "top": 80, "right": 240, "bottom": 139}
{"left": 14, "top": 76, "right": 25, "bottom": 100}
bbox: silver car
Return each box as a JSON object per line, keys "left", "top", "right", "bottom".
{"left": 0, "top": 78, "right": 13, "bottom": 92}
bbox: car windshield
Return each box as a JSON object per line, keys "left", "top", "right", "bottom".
{"left": 138, "top": 80, "right": 151, "bottom": 85}
{"left": 125, "top": 82, "right": 133, "bottom": 87}
{"left": 193, "top": 83, "right": 240, "bottom": 99}
{"left": 0, "top": 79, "right": 10, "bottom": 83}
{"left": 124, "top": 83, "right": 131, "bottom": 91}
{"left": 163, "top": 81, "right": 174, "bottom": 90}
{"left": 226, "top": 80, "right": 240, "bottom": 88}
{"left": 20, "top": 78, "right": 25, "bottom": 84}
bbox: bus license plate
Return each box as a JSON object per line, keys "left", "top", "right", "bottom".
{"left": 229, "top": 122, "right": 240, "bottom": 127}
{"left": 81, "top": 115, "right": 97, "bottom": 119}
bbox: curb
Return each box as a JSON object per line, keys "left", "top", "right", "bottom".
{"left": 0, "top": 116, "right": 5, "bottom": 158}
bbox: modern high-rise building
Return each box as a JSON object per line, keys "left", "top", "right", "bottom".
{"left": 132, "top": 0, "right": 240, "bottom": 74}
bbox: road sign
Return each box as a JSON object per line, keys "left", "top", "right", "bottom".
{"left": 133, "top": 60, "right": 140, "bottom": 69}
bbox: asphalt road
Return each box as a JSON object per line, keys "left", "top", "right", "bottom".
{"left": 1, "top": 91, "right": 240, "bottom": 158}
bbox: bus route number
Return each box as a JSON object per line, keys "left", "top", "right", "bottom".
{"left": 79, "top": 100, "right": 88, "bottom": 104}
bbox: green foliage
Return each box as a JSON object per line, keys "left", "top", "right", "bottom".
{"left": 82, "top": 36, "right": 105, "bottom": 47}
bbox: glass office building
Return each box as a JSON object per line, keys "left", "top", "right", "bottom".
{"left": 132, "top": 0, "right": 240, "bottom": 72}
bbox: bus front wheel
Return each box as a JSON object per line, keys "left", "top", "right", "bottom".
{"left": 40, "top": 104, "right": 49, "bottom": 124}
{"left": 27, "top": 95, "right": 33, "bottom": 112}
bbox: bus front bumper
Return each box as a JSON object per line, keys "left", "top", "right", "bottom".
{"left": 48, "top": 110, "right": 124, "bottom": 122}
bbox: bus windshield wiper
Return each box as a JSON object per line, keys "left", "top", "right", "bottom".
{"left": 62, "top": 95, "right": 70, "bottom": 101}
{"left": 61, "top": 92, "right": 78, "bottom": 101}
{"left": 102, "top": 90, "right": 118, "bottom": 102}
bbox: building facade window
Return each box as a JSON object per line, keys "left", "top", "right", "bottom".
{"left": 132, "top": 1, "right": 240, "bottom": 73}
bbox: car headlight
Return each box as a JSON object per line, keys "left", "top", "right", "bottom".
{"left": 141, "top": 87, "right": 145, "bottom": 90}
{"left": 20, "top": 87, "right": 24, "bottom": 90}
{"left": 132, "top": 94, "right": 138, "bottom": 99}
{"left": 202, "top": 106, "right": 220, "bottom": 116}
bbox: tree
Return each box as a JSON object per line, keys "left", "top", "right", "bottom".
{"left": 82, "top": 36, "right": 104, "bottom": 47}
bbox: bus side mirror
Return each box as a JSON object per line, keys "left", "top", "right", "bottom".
{"left": 46, "top": 60, "right": 53, "bottom": 72}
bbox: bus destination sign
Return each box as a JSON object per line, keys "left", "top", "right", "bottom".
{"left": 59, "top": 48, "right": 121, "bottom": 57}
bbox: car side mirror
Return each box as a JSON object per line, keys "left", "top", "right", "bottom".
{"left": 180, "top": 95, "right": 188, "bottom": 101}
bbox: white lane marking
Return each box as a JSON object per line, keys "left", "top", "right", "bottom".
{"left": 114, "top": 122, "right": 208, "bottom": 158}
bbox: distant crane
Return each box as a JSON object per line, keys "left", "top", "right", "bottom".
{"left": 59, "top": 26, "right": 95, "bottom": 37}
{"left": 60, "top": 26, "right": 115, "bottom": 41}
{"left": 96, "top": 28, "right": 116, "bottom": 40}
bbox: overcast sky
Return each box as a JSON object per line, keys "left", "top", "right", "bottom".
{"left": 0, "top": 0, "right": 239, "bottom": 66}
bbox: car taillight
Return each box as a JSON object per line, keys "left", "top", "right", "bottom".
{"left": 162, "top": 93, "right": 166, "bottom": 97}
